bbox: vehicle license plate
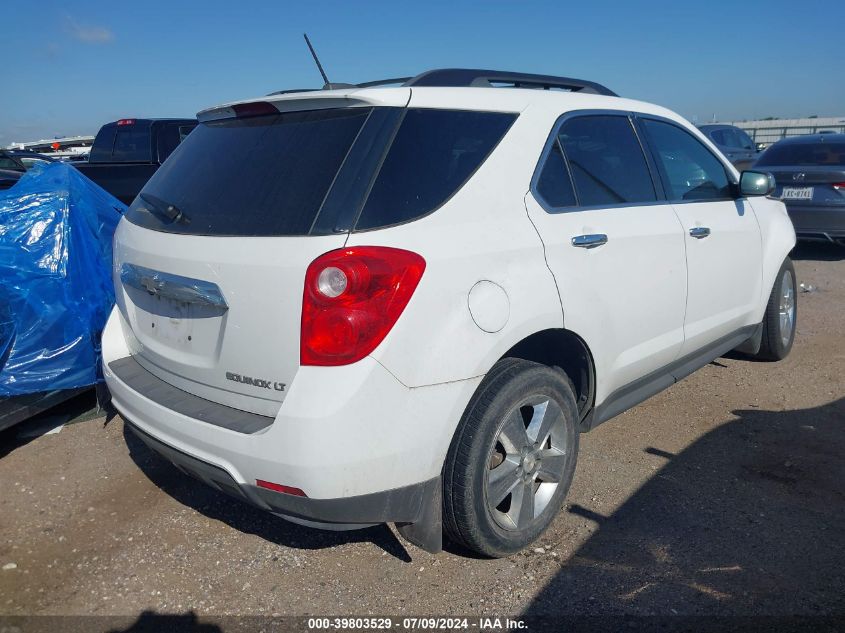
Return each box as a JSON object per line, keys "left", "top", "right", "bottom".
{"left": 781, "top": 187, "right": 813, "bottom": 200}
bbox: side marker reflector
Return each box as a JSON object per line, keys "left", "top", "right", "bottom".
{"left": 256, "top": 479, "right": 307, "bottom": 497}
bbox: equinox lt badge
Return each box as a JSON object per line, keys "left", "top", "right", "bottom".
{"left": 225, "top": 371, "right": 285, "bottom": 392}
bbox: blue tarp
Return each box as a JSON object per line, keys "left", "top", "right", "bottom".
{"left": 0, "top": 162, "right": 124, "bottom": 396}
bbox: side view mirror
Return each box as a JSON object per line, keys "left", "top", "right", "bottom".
{"left": 739, "top": 170, "right": 776, "bottom": 197}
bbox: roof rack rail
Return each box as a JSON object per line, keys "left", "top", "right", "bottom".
{"left": 266, "top": 69, "right": 616, "bottom": 97}
{"left": 402, "top": 68, "right": 618, "bottom": 97}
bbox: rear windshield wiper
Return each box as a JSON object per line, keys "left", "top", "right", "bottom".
{"left": 139, "top": 193, "right": 190, "bottom": 225}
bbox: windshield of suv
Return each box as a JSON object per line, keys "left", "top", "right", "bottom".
{"left": 127, "top": 106, "right": 516, "bottom": 236}
{"left": 756, "top": 142, "right": 845, "bottom": 167}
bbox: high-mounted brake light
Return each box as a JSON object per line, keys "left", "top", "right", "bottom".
{"left": 116, "top": 119, "right": 136, "bottom": 126}
{"left": 301, "top": 247, "right": 426, "bottom": 366}
{"left": 232, "top": 101, "right": 278, "bottom": 118}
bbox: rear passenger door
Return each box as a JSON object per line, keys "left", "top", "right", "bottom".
{"left": 524, "top": 113, "right": 688, "bottom": 406}
{"left": 638, "top": 117, "right": 763, "bottom": 357}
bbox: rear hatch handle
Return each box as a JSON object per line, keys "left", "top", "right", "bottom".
{"left": 120, "top": 263, "right": 228, "bottom": 310}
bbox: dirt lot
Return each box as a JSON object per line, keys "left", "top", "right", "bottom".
{"left": 1, "top": 243, "right": 843, "bottom": 626}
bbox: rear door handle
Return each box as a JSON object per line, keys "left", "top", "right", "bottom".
{"left": 571, "top": 234, "right": 608, "bottom": 249}
{"left": 689, "top": 227, "right": 711, "bottom": 239}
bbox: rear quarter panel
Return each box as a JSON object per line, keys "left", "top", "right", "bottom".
{"left": 344, "top": 107, "right": 564, "bottom": 388}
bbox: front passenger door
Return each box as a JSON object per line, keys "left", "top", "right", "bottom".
{"left": 638, "top": 118, "right": 763, "bottom": 358}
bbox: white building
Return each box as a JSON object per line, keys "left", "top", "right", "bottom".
{"left": 7, "top": 135, "right": 95, "bottom": 159}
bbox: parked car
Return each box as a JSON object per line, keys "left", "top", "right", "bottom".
{"left": 754, "top": 134, "right": 845, "bottom": 244}
{"left": 0, "top": 168, "right": 21, "bottom": 190}
{"left": 1, "top": 149, "right": 57, "bottom": 170}
{"left": 698, "top": 124, "right": 759, "bottom": 170}
{"left": 0, "top": 150, "right": 29, "bottom": 189}
{"left": 0, "top": 151, "right": 26, "bottom": 172}
{"left": 74, "top": 118, "right": 197, "bottom": 205}
{"left": 1, "top": 162, "right": 122, "bottom": 431}
{"left": 102, "top": 69, "right": 796, "bottom": 557}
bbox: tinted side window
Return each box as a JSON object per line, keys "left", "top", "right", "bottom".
{"left": 535, "top": 141, "right": 576, "bottom": 208}
{"left": 558, "top": 116, "right": 656, "bottom": 206}
{"left": 178, "top": 125, "right": 196, "bottom": 142}
{"left": 156, "top": 124, "right": 181, "bottom": 162}
{"left": 355, "top": 109, "right": 516, "bottom": 230}
{"left": 157, "top": 123, "right": 197, "bottom": 162}
{"left": 642, "top": 119, "right": 731, "bottom": 201}
{"left": 112, "top": 128, "right": 152, "bottom": 162}
{"left": 89, "top": 125, "right": 116, "bottom": 163}
{"left": 0, "top": 156, "right": 21, "bottom": 170}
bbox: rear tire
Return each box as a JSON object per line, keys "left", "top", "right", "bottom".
{"left": 756, "top": 258, "right": 797, "bottom": 361}
{"left": 443, "top": 359, "right": 579, "bottom": 557}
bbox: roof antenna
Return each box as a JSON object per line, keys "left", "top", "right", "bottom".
{"left": 303, "top": 33, "right": 331, "bottom": 88}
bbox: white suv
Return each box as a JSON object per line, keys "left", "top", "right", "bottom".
{"left": 102, "top": 69, "right": 797, "bottom": 557}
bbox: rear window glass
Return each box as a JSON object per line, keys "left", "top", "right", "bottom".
{"left": 354, "top": 109, "right": 516, "bottom": 230}
{"left": 113, "top": 128, "right": 152, "bottom": 162}
{"left": 756, "top": 142, "right": 845, "bottom": 167}
{"left": 126, "top": 108, "right": 371, "bottom": 236}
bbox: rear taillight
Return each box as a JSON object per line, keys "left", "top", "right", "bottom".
{"left": 301, "top": 247, "right": 426, "bottom": 366}
{"left": 832, "top": 182, "right": 845, "bottom": 191}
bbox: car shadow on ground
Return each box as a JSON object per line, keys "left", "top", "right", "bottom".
{"left": 122, "top": 424, "right": 413, "bottom": 561}
{"left": 103, "top": 611, "right": 223, "bottom": 633}
{"left": 0, "top": 389, "right": 98, "bottom": 459}
{"left": 524, "top": 398, "right": 845, "bottom": 618}
{"left": 791, "top": 240, "right": 845, "bottom": 262}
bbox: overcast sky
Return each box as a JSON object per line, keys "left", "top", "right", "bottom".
{"left": 2, "top": 0, "right": 843, "bottom": 143}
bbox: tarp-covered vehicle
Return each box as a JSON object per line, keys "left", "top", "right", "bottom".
{"left": 0, "top": 163, "right": 123, "bottom": 431}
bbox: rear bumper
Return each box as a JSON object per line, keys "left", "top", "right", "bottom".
{"left": 784, "top": 203, "right": 845, "bottom": 239}
{"left": 101, "top": 307, "right": 480, "bottom": 521}
{"left": 126, "top": 420, "right": 438, "bottom": 527}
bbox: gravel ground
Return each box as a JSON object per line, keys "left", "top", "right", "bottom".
{"left": 1, "top": 242, "right": 843, "bottom": 625}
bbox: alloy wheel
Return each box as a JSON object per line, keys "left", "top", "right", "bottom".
{"left": 485, "top": 396, "right": 570, "bottom": 531}
{"left": 779, "top": 270, "right": 796, "bottom": 348}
